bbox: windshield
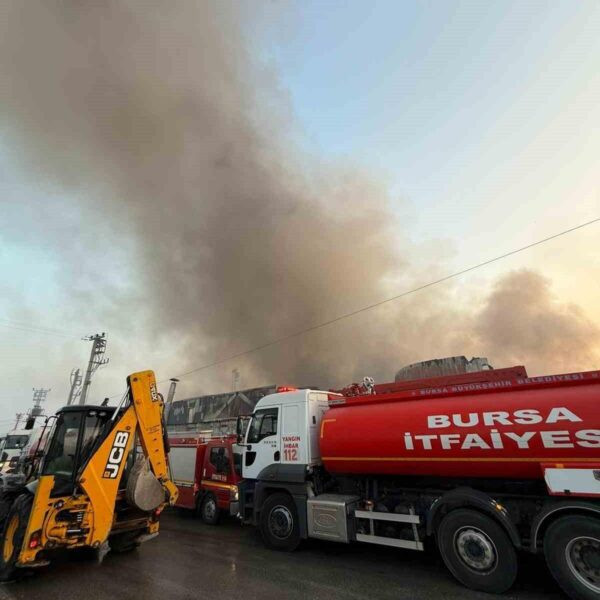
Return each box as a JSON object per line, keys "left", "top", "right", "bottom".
{"left": 4, "top": 435, "right": 29, "bottom": 450}
{"left": 41, "top": 409, "right": 115, "bottom": 496}
{"left": 247, "top": 408, "right": 278, "bottom": 444}
{"left": 42, "top": 412, "right": 81, "bottom": 480}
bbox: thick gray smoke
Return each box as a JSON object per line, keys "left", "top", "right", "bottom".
{"left": 1, "top": 2, "right": 597, "bottom": 395}
{"left": 474, "top": 270, "right": 599, "bottom": 374}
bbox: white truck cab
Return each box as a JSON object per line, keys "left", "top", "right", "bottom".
{"left": 0, "top": 429, "right": 31, "bottom": 474}
{"left": 242, "top": 389, "right": 330, "bottom": 480}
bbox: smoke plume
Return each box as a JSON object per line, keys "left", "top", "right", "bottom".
{"left": 0, "top": 1, "right": 597, "bottom": 396}
{"left": 474, "top": 270, "right": 599, "bottom": 375}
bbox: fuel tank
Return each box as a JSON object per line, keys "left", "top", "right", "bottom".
{"left": 320, "top": 369, "right": 600, "bottom": 479}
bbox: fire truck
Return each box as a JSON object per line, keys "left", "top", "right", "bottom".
{"left": 166, "top": 384, "right": 303, "bottom": 524}
{"left": 168, "top": 432, "right": 243, "bottom": 524}
{"left": 236, "top": 365, "right": 600, "bottom": 600}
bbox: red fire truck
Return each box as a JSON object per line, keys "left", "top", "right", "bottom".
{"left": 168, "top": 432, "right": 243, "bottom": 524}
{"left": 237, "top": 365, "right": 600, "bottom": 600}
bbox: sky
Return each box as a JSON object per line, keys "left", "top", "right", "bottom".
{"left": 252, "top": 0, "right": 600, "bottom": 266}
{"left": 0, "top": 0, "right": 599, "bottom": 432}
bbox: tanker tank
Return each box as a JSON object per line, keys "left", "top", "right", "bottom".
{"left": 321, "top": 367, "right": 600, "bottom": 479}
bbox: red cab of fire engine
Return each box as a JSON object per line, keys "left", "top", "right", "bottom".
{"left": 168, "top": 434, "right": 243, "bottom": 524}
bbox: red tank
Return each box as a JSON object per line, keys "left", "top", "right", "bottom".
{"left": 321, "top": 368, "right": 600, "bottom": 479}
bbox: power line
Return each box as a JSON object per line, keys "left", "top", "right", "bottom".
{"left": 0, "top": 323, "right": 79, "bottom": 339}
{"left": 0, "top": 319, "right": 82, "bottom": 339}
{"left": 167, "top": 215, "right": 600, "bottom": 382}
{"left": 0, "top": 317, "right": 80, "bottom": 333}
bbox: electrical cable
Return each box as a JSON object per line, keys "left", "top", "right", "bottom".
{"left": 0, "top": 319, "right": 82, "bottom": 339}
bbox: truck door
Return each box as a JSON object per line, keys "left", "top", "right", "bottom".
{"left": 281, "top": 403, "right": 305, "bottom": 465}
{"left": 243, "top": 406, "right": 280, "bottom": 480}
{"left": 204, "top": 445, "right": 233, "bottom": 509}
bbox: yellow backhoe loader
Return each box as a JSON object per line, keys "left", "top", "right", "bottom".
{"left": 0, "top": 370, "right": 178, "bottom": 581}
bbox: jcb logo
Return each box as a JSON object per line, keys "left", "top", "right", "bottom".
{"left": 150, "top": 383, "right": 159, "bottom": 402}
{"left": 103, "top": 431, "right": 130, "bottom": 479}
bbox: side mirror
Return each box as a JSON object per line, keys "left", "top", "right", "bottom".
{"left": 236, "top": 416, "right": 244, "bottom": 445}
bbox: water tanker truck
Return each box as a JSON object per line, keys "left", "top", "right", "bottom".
{"left": 236, "top": 365, "right": 600, "bottom": 599}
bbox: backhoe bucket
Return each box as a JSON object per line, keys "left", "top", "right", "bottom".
{"left": 125, "top": 457, "right": 165, "bottom": 512}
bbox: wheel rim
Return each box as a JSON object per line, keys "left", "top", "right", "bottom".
{"left": 269, "top": 505, "right": 293, "bottom": 540}
{"left": 3, "top": 515, "right": 19, "bottom": 562}
{"left": 204, "top": 498, "right": 216, "bottom": 520}
{"left": 454, "top": 526, "right": 498, "bottom": 573}
{"left": 566, "top": 536, "right": 600, "bottom": 593}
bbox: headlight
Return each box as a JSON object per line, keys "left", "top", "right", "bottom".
{"left": 232, "top": 487, "right": 239, "bottom": 501}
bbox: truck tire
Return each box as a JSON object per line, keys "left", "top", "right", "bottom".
{"left": 259, "top": 493, "right": 300, "bottom": 552}
{"left": 544, "top": 515, "right": 600, "bottom": 600}
{"left": 0, "top": 494, "right": 33, "bottom": 582}
{"left": 200, "top": 493, "right": 221, "bottom": 526}
{"left": 437, "top": 508, "right": 517, "bottom": 594}
{"left": 108, "top": 530, "right": 141, "bottom": 553}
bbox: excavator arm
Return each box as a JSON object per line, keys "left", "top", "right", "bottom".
{"left": 77, "top": 370, "right": 178, "bottom": 545}
{"left": 127, "top": 371, "right": 178, "bottom": 505}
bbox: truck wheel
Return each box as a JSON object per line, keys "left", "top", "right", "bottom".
{"left": 200, "top": 494, "right": 221, "bottom": 526}
{"left": 437, "top": 508, "right": 517, "bottom": 594}
{"left": 108, "top": 531, "right": 141, "bottom": 553}
{"left": 259, "top": 493, "right": 300, "bottom": 552}
{"left": 0, "top": 494, "right": 33, "bottom": 582}
{"left": 544, "top": 515, "right": 600, "bottom": 600}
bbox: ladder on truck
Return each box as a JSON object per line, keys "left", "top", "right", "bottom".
{"left": 355, "top": 506, "right": 423, "bottom": 550}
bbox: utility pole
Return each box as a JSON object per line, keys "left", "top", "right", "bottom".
{"left": 79, "top": 333, "right": 109, "bottom": 405}
{"left": 26, "top": 388, "right": 50, "bottom": 429}
{"left": 30, "top": 388, "right": 49, "bottom": 417}
{"left": 14, "top": 413, "right": 23, "bottom": 430}
{"left": 66, "top": 368, "right": 83, "bottom": 406}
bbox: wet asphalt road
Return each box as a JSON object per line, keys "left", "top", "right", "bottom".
{"left": 0, "top": 510, "right": 567, "bottom": 600}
